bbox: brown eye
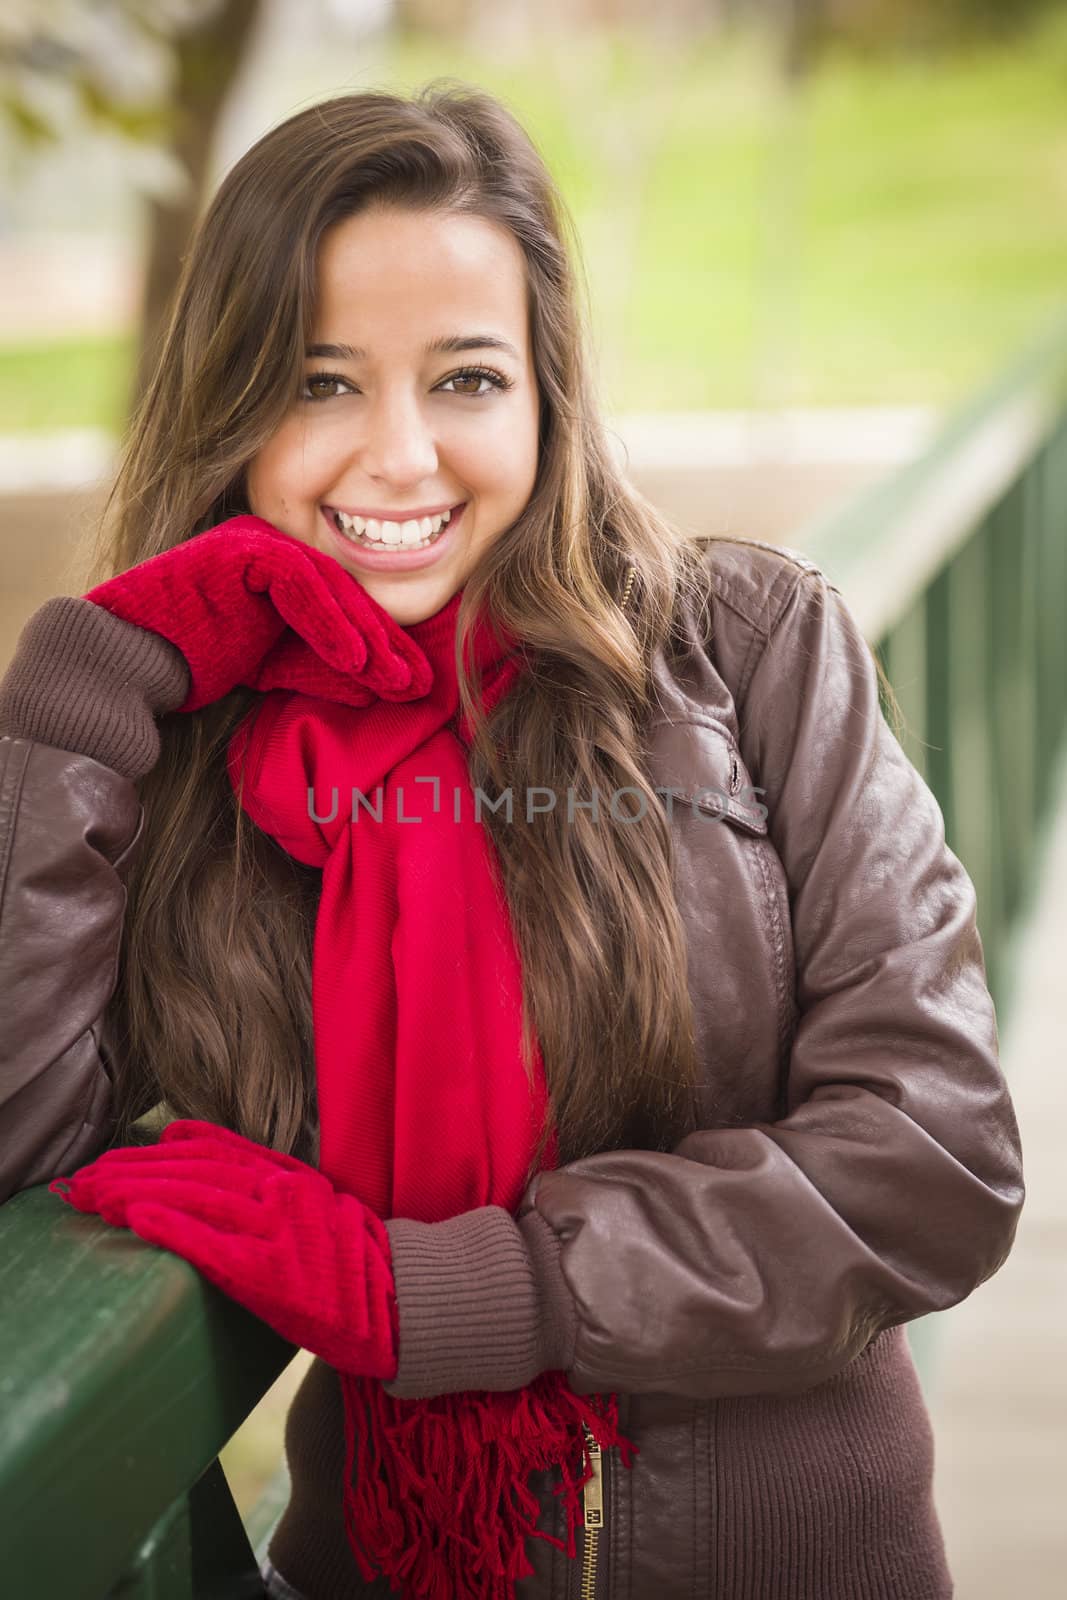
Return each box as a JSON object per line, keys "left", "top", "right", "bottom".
{"left": 302, "top": 371, "right": 349, "bottom": 403}
{"left": 437, "top": 366, "right": 513, "bottom": 398}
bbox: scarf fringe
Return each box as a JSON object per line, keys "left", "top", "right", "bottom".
{"left": 339, "top": 1369, "right": 640, "bottom": 1599}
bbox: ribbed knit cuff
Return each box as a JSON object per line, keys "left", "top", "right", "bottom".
{"left": 0, "top": 596, "right": 191, "bottom": 782}
{"left": 381, "top": 1205, "right": 578, "bottom": 1399}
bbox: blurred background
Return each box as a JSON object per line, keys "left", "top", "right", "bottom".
{"left": 1, "top": 2, "right": 1064, "bottom": 1596}
{"left": 5, "top": 0, "right": 1067, "bottom": 621}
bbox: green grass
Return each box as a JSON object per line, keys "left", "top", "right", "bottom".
{"left": 4, "top": 14, "right": 1067, "bottom": 431}
{"left": 0, "top": 333, "right": 134, "bottom": 433}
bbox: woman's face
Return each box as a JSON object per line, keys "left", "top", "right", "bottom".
{"left": 246, "top": 205, "right": 541, "bottom": 627}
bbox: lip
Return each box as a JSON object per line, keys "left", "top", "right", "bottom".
{"left": 320, "top": 500, "right": 466, "bottom": 573}
{"left": 323, "top": 500, "right": 460, "bottom": 521}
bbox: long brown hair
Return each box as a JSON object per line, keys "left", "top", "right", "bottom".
{"left": 85, "top": 81, "right": 723, "bottom": 1178}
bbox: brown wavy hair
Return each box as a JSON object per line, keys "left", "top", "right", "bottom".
{"left": 84, "top": 80, "right": 733, "bottom": 1180}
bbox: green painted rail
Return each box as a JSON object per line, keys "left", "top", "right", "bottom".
{"left": 801, "top": 306, "right": 1067, "bottom": 1027}
{"left": 0, "top": 1121, "right": 294, "bottom": 1596}
{"left": 2, "top": 310, "right": 1067, "bottom": 1596}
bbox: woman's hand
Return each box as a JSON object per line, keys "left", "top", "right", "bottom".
{"left": 83, "top": 514, "right": 433, "bottom": 714}
{"left": 49, "top": 1119, "right": 399, "bottom": 1380}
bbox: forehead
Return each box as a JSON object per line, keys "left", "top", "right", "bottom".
{"left": 312, "top": 208, "right": 529, "bottom": 351}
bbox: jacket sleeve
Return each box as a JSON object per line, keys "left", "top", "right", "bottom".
{"left": 0, "top": 599, "right": 190, "bottom": 1204}
{"left": 0, "top": 737, "right": 140, "bottom": 1201}
{"left": 381, "top": 564, "right": 1025, "bottom": 1401}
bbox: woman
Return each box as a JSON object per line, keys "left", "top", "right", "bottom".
{"left": 0, "top": 82, "right": 1023, "bottom": 1599}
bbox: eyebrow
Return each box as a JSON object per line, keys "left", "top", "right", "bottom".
{"left": 305, "top": 334, "right": 522, "bottom": 363}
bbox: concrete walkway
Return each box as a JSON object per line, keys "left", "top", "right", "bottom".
{"left": 925, "top": 743, "right": 1067, "bottom": 1598}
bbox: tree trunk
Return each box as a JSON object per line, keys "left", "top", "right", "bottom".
{"left": 780, "top": 0, "right": 824, "bottom": 83}
{"left": 129, "top": 0, "right": 263, "bottom": 417}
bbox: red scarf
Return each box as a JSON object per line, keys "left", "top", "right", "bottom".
{"left": 224, "top": 581, "right": 637, "bottom": 1595}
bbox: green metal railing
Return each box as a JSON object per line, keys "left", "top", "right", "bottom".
{"left": 2, "top": 310, "right": 1067, "bottom": 1597}
{"left": 0, "top": 1137, "right": 293, "bottom": 1597}
{"left": 801, "top": 307, "right": 1067, "bottom": 1025}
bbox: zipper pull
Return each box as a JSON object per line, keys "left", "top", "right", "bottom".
{"left": 582, "top": 1425, "right": 604, "bottom": 1529}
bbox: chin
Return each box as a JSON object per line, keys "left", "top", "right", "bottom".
{"left": 366, "top": 578, "right": 457, "bottom": 624}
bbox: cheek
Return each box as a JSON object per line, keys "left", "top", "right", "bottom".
{"left": 466, "top": 423, "right": 537, "bottom": 493}
{"left": 247, "top": 424, "right": 332, "bottom": 507}
{"left": 246, "top": 433, "right": 291, "bottom": 502}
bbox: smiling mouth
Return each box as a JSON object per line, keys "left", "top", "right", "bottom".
{"left": 326, "top": 502, "right": 463, "bottom": 550}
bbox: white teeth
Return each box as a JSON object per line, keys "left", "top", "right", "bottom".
{"left": 332, "top": 505, "right": 454, "bottom": 548}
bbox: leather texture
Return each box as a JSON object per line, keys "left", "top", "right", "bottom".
{"left": 0, "top": 537, "right": 1024, "bottom": 1598}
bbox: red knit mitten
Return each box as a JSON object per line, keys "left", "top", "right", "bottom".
{"left": 83, "top": 514, "right": 432, "bottom": 713}
{"left": 49, "top": 1120, "right": 399, "bottom": 1380}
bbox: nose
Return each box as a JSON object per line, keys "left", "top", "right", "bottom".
{"left": 353, "top": 384, "right": 439, "bottom": 489}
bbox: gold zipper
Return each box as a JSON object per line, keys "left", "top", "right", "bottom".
{"left": 579, "top": 1422, "right": 604, "bottom": 1599}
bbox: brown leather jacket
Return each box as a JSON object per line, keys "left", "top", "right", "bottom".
{"left": 0, "top": 538, "right": 1024, "bottom": 1600}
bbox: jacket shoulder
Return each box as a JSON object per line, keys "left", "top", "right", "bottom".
{"left": 676, "top": 537, "right": 844, "bottom": 716}
{"left": 699, "top": 536, "right": 841, "bottom": 639}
